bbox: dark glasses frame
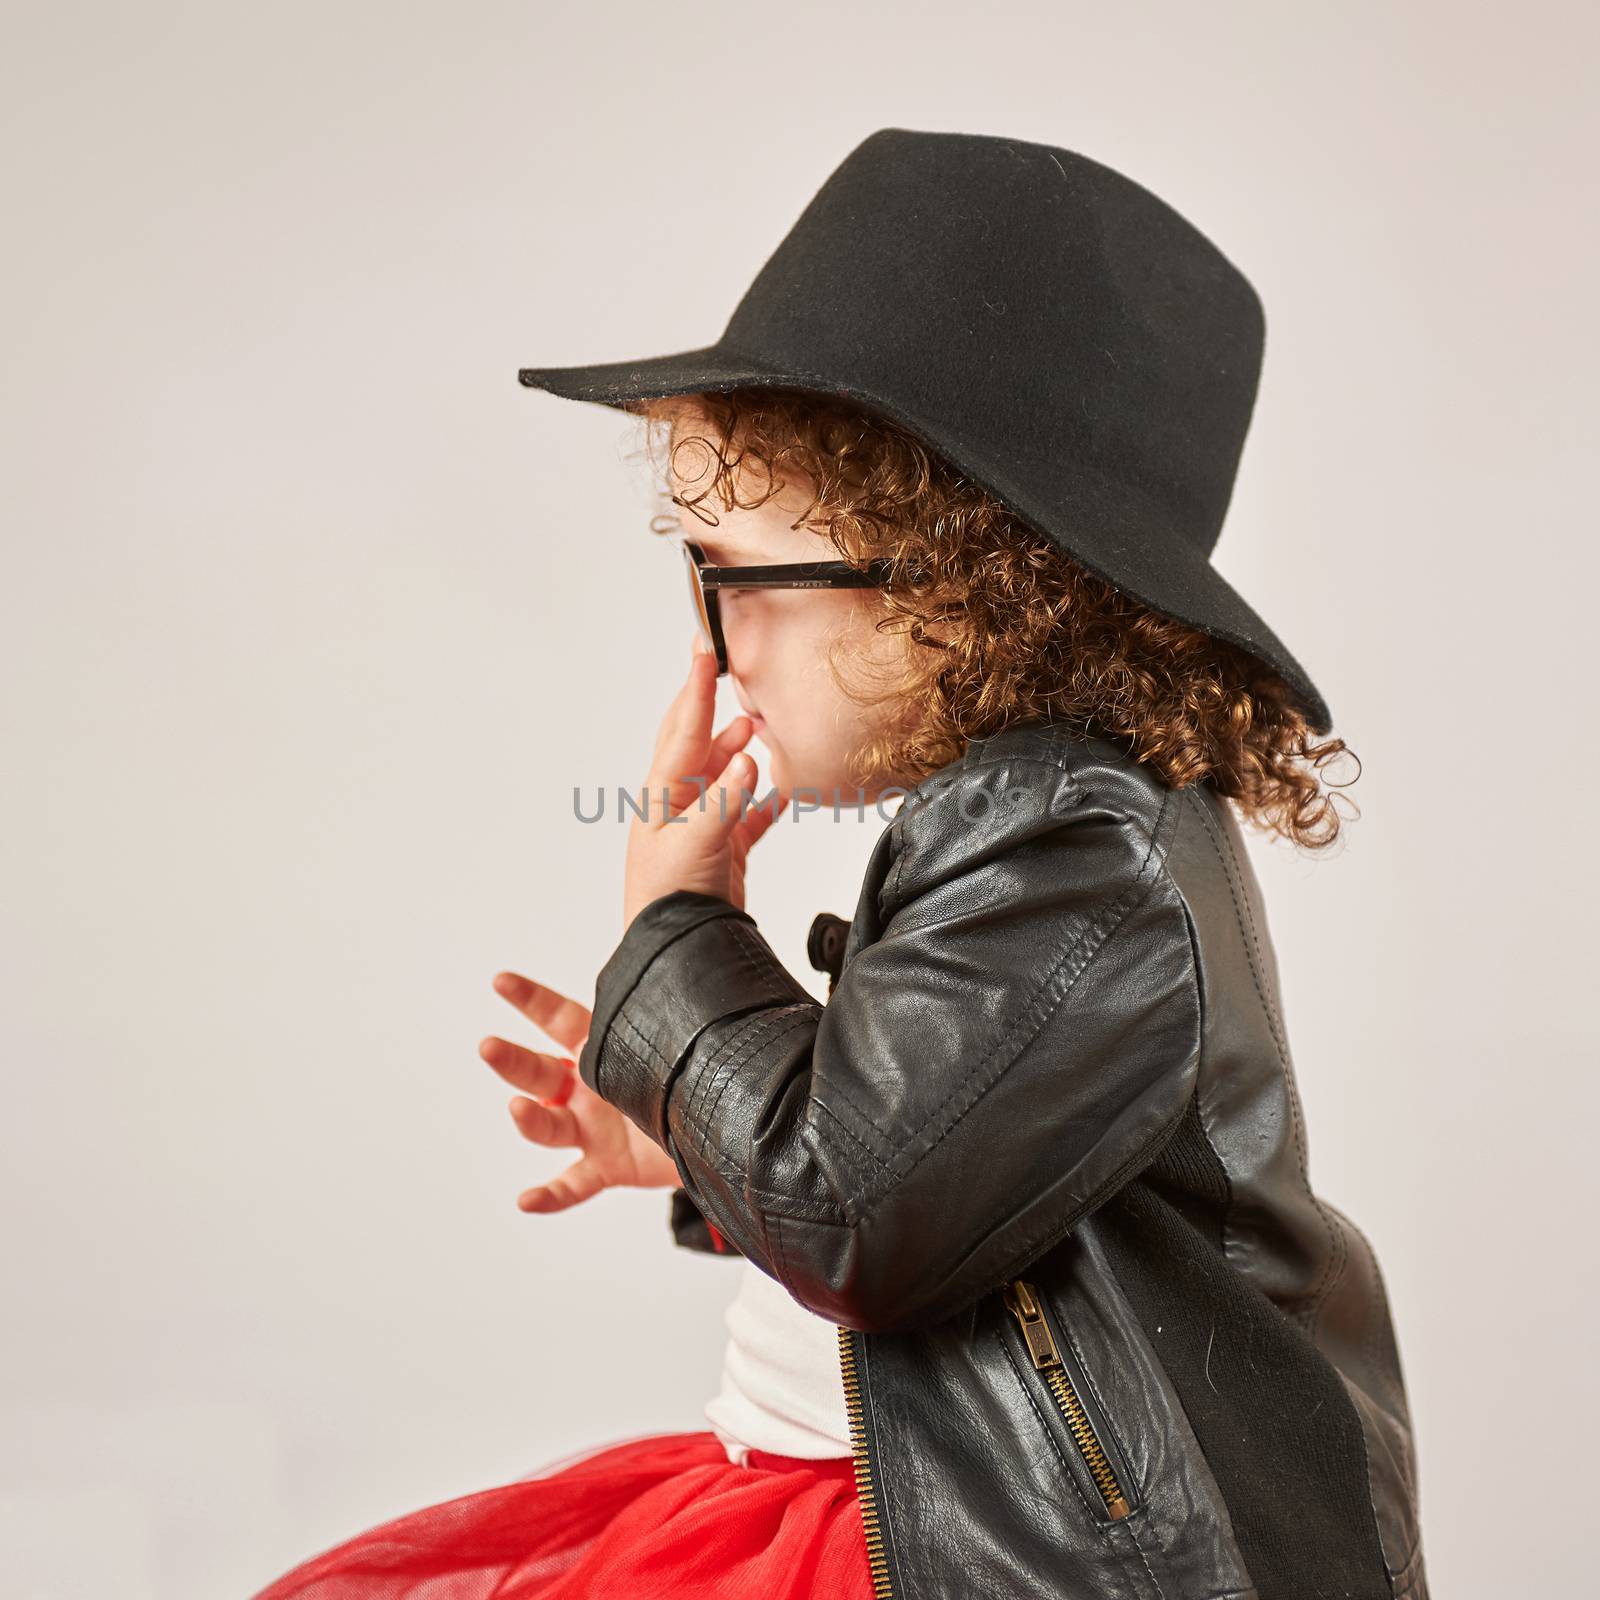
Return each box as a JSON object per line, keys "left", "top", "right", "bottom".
{"left": 680, "top": 537, "right": 896, "bottom": 676}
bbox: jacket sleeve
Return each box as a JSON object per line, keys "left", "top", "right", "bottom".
{"left": 668, "top": 1184, "right": 743, "bottom": 1257}
{"left": 578, "top": 755, "right": 1202, "bottom": 1333}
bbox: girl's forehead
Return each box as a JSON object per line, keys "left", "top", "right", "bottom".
{"left": 674, "top": 498, "right": 750, "bottom": 553}
{"left": 674, "top": 493, "right": 811, "bottom": 560}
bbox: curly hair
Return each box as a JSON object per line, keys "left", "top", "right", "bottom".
{"left": 622, "top": 387, "right": 1360, "bottom": 851}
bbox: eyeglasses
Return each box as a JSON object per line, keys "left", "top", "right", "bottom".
{"left": 680, "top": 537, "right": 895, "bottom": 676}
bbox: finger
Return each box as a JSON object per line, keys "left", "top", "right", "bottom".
{"left": 644, "top": 650, "right": 717, "bottom": 803}
{"left": 508, "top": 1093, "right": 581, "bottom": 1149}
{"left": 643, "top": 649, "right": 719, "bottom": 813}
{"left": 662, "top": 746, "right": 764, "bottom": 858}
{"left": 647, "top": 642, "right": 714, "bottom": 769}
{"left": 479, "top": 1034, "right": 578, "bottom": 1102}
{"left": 518, "top": 1157, "right": 607, "bottom": 1214}
{"left": 702, "top": 748, "right": 767, "bottom": 837}
{"left": 702, "top": 714, "right": 755, "bottom": 785}
{"left": 659, "top": 713, "right": 758, "bottom": 822}
{"left": 648, "top": 707, "right": 757, "bottom": 825}
{"left": 491, "top": 973, "right": 591, "bottom": 1054}
{"left": 731, "top": 781, "right": 789, "bottom": 855}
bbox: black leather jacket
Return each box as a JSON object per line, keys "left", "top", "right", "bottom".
{"left": 579, "top": 718, "right": 1428, "bottom": 1599}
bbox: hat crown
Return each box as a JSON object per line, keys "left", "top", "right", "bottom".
{"left": 515, "top": 126, "right": 1330, "bottom": 732}
{"left": 721, "top": 128, "right": 1265, "bottom": 560}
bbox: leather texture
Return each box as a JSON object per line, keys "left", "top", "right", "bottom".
{"left": 580, "top": 718, "right": 1427, "bottom": 1599}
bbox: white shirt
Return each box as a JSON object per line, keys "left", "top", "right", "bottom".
{"left": 703, "top": 1258, "right": 854, "bottom": 1464}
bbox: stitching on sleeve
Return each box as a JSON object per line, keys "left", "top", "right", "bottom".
{"left": 810, "top": 1073, "right": 901, "bottom": 1167}
{"left": 684, "top": 1006, "right": 796, "bottom": 1130}
{"left": 685, "top": 1005, "right": 814, "bottom": 1136}
{"left": 725, "top": 917, "right": 816, "bottom": 998}
{"left": 696, "top": 1007, "right": 818, "bottom": 1155}
{"left": 810, "top": 1095, "right": 898, "bottom": 1191}
{"left": 667, "top": 1008, "right": 818, "bottom": 1179}
{"left": 596, "top": 1029, "right": 648, "bottom": 1100}
{"left": 744, "top": 1187, "right": 850, "bottom": 1223}
{"left": 593, "top": 901, "right": 753, "bottom": 1057}
{"left": 770, "top": 1210, "right": 794, "bottom": 1296}
{"left": 613, "top": 1005, "right": 667, "bottom": 1070}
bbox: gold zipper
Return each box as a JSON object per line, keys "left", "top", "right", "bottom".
{"left": 1002, "top": 1277, "right": 1132, "bottom": 1521}
{"left": 837, "top": 1324, "right": 897, "bottom": 1598}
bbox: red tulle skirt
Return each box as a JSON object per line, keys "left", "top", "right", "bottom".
{"left": 250, "top": 1428, "right": 878, "bottom": 1599}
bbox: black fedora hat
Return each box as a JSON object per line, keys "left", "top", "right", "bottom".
{"left": 518, "top": 127, "right": 1332, "bottom": 734}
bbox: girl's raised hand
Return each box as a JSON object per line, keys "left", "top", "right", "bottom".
{"left": 620, "top": 635, "right": 789, "bottom": 931}
{"left": 481, "top": 972, "right": 681, "bottom": 1211}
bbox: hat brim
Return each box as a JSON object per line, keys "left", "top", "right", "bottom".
{"left": 517, "top": 346, "right": 1333, "bottom": 735}
{"left": 518, "top": 343, "right": 805, "bottom": 408}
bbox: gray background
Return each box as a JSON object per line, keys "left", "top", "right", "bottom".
{"left": 4, "top": 2, "right": 1594, "bottom": 1595}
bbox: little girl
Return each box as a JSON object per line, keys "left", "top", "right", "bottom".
{"left": 253, "top": 130, "right": 1427, "bottom": 1599}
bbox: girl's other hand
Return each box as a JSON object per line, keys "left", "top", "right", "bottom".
{"left": 480, "top": 971, "right": 681, "bottom": 1211}
{"left": 620, "top": 635, "right": 788, "bottom": 932}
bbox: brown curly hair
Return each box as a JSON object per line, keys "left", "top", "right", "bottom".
{"left": 622, "top": 387, "right": 1360, "bottom": 852}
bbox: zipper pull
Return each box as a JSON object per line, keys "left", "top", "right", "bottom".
{"left": 1003, "top": 1278, "right": 1063, "bottom": 1369}
{"left": 1002, "top": 1277, "right": 1134, "bottom": 1523}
